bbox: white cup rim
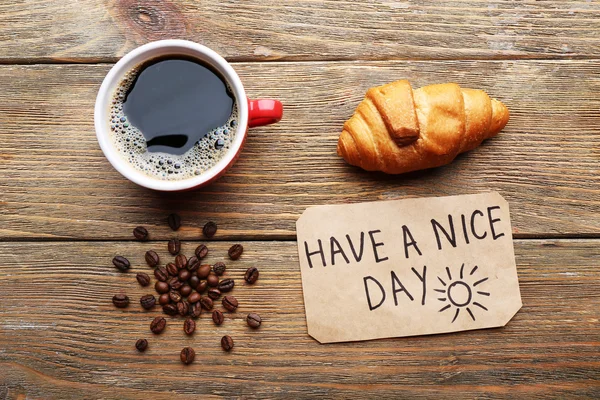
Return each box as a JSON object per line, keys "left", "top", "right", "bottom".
{"left": 94, "top": 40, "right": 248, "bottom": 191}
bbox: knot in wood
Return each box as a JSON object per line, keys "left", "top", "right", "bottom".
{"left": 113, "top": 0, "right": 187, "bottom": 40}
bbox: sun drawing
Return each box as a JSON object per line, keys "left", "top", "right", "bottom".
{"left": 436, "top": 264, "right": 490, "bottom": 323}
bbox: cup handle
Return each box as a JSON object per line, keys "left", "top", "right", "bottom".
{"left": 248, "top": 99, "right": 283, "bottom": 128}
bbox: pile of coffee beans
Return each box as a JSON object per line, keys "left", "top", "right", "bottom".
{"left": 111, "top": 214, "right": 261, "bottom": 363}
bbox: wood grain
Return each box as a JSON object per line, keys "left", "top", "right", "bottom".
{"left": 0, "top": 60, "right": 599, "bottom": 240}
{"left": 0, "top": 0, "right": 599, "bottom": 62}
{"left": 0, "top": 239, "right": 598, "bottom": 399}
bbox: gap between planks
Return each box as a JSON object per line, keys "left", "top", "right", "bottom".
{"left": 1, "top": 56, "right": 600, "bottom": 66}
{"left": 0, "top": 236, "right": 599, "bottom": 243}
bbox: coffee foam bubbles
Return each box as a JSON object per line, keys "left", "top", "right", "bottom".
{"left": 108, "top": 68, "right": 238, "bottom": 181}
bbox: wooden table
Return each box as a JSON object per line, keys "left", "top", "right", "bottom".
{"left": 1, "top": 1, "right": 599, "bottom": 398}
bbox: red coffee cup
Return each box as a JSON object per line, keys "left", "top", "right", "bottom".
{"left": 94, "top": 40, "right": 282, "bottom": 191}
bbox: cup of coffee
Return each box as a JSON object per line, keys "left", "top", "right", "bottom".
{"left": 94, "top": 40, "right": 282, "bottom": 191}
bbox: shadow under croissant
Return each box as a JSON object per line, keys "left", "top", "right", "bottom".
{"left": 341, "top": 159, "right": 455, "bottom": 182}
{"left": 339, "top": 143, "right": 497, "bottom": 183}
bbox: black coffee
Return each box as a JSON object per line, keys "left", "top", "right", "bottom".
{"left": 109, "top": 56, "right": 239, "bottom": 180}
{"left": 124, "top": 57, "right": 234, "bottom": 155}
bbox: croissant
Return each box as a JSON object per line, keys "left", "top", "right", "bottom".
{"left": 337, "top": 80, "right": 510, "bottom": 174}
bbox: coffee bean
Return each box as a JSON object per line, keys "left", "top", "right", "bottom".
{"left": 247, "top": 313, "right": 262, "bottom": 328}
{"left": 222, "top": 295, "right": 238, "bottom": 312}
{"left": 188, "top": 292, "right": 201, "bottom": 304}
{"left": 158, "top": 293, "right": 170, "bottom": 306}
{"left": 163, "top": 303, "right": 178, "bottom": 316}
{"left": 145, "top": 250, "right": 159, "bottom": 267}
{"left": 133, "top": 226, "right": 149, "bottom": 241}
{"left": 177, "top": 301, "right": 190, "bottom": 316}
{"left": 154, "top": 267, "right": 169, "bottom": 282}
{"left": 180, "top": 347, "right": 195, "bottom": 364}
{"left": 112, "top": 256, "right": 130, "bottom": 272}
{"left": 167, "top": 213, "right": 181, "bottom": 231}
{"left": 178, "top": 269, "right": 191, "bottom": 282}
{"left": 150, "top": 317, "right": 166, "bottom": 334}
{"left": 218, "top": 278, "right": 235, "bottom": 293}
{"left": 180, "top": 284, "right": 192, "bottom": 297}
{"left": 112, "top": 294, "right": 129, "bottom": 308}
{"left": 200, "top": 296, "right": 214, "bottom": 310}
{"left": 166, "top": 262, "right": 178, "bottom": 277}
{"left": 175, "top": 254, "right": 187, "bottom": 270}
{"left": 212, "top": 310, "right": 224, "bottom": 325}
{"left": 183, "top": 318, "right": 196, "bottom": 335}
{"left": 203, "top": 221, "right": 218, "bottom": 238}
{"left": 169, "top": 277, "right": 183, "bottom": 290}
{"left": 135, "top": 338, "right": 148, "bottom": 352}
{"left": 140, "top": 294, "right": 156, "bottom": 310}
{"left": 195, "top": 244, "right": 208, "bottom": 259}
{"left": 221, "top": 335, "right": 234, "bottom": 351}
{"left": 186, "top": 256, "right": 200, "bottom": 272}
{"left": 208, "top": 288, "right": 221, "bottom": 300}
{"left": 228, "top": 244, "right": 243, "bottom": 260}
{"left": 189, "top": 275, "right": 200, "bottom": 289}
{"left": 207, "top": 273, "right": 219, "bottom": 287}
{"left": 213, "top": 262, "right": 226, "bottom": 276}
{"left": 244, "top": 267, "right": 259, "bottom": 284}
{"left": 136, "top": 273, "right": 151, "bottom": 287}
{"left": 196, "top": 281, "right": 208, "bottom": 293}
{"left": 169, "top": 290, "right": 182, "bottom": 303}
{"left": 197, "top": 264, "right": 211, "bottom": 279}
{"left": 168, "top": 239, "right": 181, "bottom": 255}
{"left": 155, "top": 281, "right": 170, "bottom": 294}
{"left": 190, "top": 302, "right": 202, "bottom": 318}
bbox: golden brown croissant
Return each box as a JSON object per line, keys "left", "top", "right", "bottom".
{"left": 337, "top": 80, "right": 510, "bottom": 174}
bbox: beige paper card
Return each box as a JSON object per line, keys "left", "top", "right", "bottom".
{"left": 296, "top": 192, "right": 522, "bottom": 343}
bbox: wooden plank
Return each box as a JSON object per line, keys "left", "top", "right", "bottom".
{"left": 0, "top": 1, "right": 599, "bottom": 62}
{"left": 1, "top": 60, "right": 599, "bottom": 240}
{"left": 0, "top": 239, "right": 598, "bottom": 399}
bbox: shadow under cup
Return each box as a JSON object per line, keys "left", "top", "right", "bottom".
{"left": 94, "top": 39, "right": 282, "bottom": 192}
